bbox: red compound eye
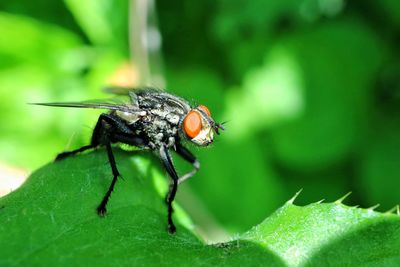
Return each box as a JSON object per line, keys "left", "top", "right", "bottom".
{"left": 183, "top": 110, "right": 202, "bottom": 138}
{"left": 198, "top": 105, "right": 211, "bottom": 116}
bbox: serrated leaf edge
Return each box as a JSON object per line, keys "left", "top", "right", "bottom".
{"left": 334, "top": 191, "right": 352, "bottom": 204}
{"left": 286, "top": 188, "right": 303, "bottom": 204}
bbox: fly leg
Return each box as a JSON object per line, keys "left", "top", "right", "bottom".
{"left": 55, "top": 115, "right": 104, "bottom": 161}
{"left": 159, "top": 145, "right": 179, "bottom": 234}
{"left": 92, "top": 114, "right": 140, "bottom": 216}
{"left": 175, "top": 143, "right": 200, "bottom": 184}
{"left": 55, "top": 113, "right": 133, "bottom": 161}
{"left": 96, "top": 132, "right": 147, "bottom": 216}
{"left": 96, "top": 142, "right": 119, "bottom": 216}
{"left": 55, "top": 145, "right": 96, "bottom": 161}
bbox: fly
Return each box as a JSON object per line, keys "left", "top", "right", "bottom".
{"left": 33, "top": 88, "right": 224, "bottom": 234}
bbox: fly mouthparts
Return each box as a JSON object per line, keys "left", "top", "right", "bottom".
{"left": 213, "top": 122, "right": 226, "bottom": 135}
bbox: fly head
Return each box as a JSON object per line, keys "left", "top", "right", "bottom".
{"left": 181, "top": 105, "right": 224, "bottom": 146}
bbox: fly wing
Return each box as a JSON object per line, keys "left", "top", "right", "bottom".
{"left": 105, "top": 86, "right": 191, "bottom": 112}
{"left": 103, "top": 86, "right": 161, "bottom": 108}
{"left": 31, "top": 98, "right": 141, "bottom": 113}
{"left": 103, "top": 86, "right": 162, "bottom": 95}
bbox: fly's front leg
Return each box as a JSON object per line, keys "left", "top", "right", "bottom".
{"left": 159, "top": 145, "right": 179, "bottom": 234}
{"left": 175, "top": 143, "right": 200, "bottom": 184}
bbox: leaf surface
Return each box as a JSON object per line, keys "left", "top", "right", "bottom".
{"left": 0, "top": 150, "right": 399, "bottom": 266}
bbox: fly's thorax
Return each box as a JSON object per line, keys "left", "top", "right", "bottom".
{"left": 149, "top": 109, "right": 181, "bottom": 125}
{"left": 181, "top": 105, "right": 215, "bottom": 146}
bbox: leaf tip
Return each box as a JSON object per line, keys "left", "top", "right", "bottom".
{"left": 335, "top": 191, "right": 352, "bottom": 204}
{"left": 287, "top": 189, "right": 303, "bottom": 204}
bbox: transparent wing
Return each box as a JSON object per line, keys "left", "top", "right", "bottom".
{"left": 30, "top": 97, "right": 140, "bottom": 113}
{"left": 103, "top": 86, "right": 162, "bottom": 95}
{"left": 103, "top": 86, "right": 133, "bottom": 95}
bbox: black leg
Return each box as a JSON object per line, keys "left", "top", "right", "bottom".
{"left": 159, "top": 145, "right": 179, "bottom": 234}
{"left": 55, "top": 145, "right": 95, "bottom": 161}
{"left": 95, "top": 129, "right": 146, "bottom": 216}
{"left": 71, "top": 113, "right": 135, "bottom": 216}
{"left": 96, "top": 142, "right": 120, "bottom": 216}
{"left": 55, "top": 113, "right": 134, "bottom": 161}
{"left": 93, "top": 114, "right": 138, "bottom": 216}
{"left": 81, "top": 113, "right": 144, "bottom": 217}
{"left": 94, "top": 113, "right": 134, "bottom": 135}
{"left": 110, "top": 133, "right": 146, "bottom": 146}
{"left": 175, "top": 143, "right": 200, "bottom": 184}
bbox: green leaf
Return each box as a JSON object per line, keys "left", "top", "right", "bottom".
{"left": 244, "top": 198, "right": 400, "bottom": 266}
{"left": 1, "top": 150, "right": 399, "bottom": 266}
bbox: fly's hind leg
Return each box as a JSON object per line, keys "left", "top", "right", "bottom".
{"left": 55, "top": 114, "right": 106, "bottom": 161}
{"left": 55, "top": 113, "right": 134, "bottom": 161}
{"left": 55, "top": 144, "right": 96, "bottom": 161}
{"left": 54, "top": 113, "right": 124, "bottom": 215}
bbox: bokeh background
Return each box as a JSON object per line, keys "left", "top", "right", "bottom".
{"left": 1, "top": 0, "right": 399, "bottom": 241}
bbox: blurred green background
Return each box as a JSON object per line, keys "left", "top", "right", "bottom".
{"left": 1, "top": 0, "right": 399, "bottom": 240}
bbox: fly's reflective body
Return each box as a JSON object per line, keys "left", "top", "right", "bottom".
{"left": 34, "top": 88, "right": 224, "bottom": 234}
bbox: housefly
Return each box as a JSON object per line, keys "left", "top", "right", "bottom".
{"left": 34, "top": 88, "right": 224, "bottom": 234}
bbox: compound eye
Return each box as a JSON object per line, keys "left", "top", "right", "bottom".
{"left": 183, "top": 110, "right": 202, "bottom": 138}
{"left": 198, "top": 105, "right": 211, "bottom": 116}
